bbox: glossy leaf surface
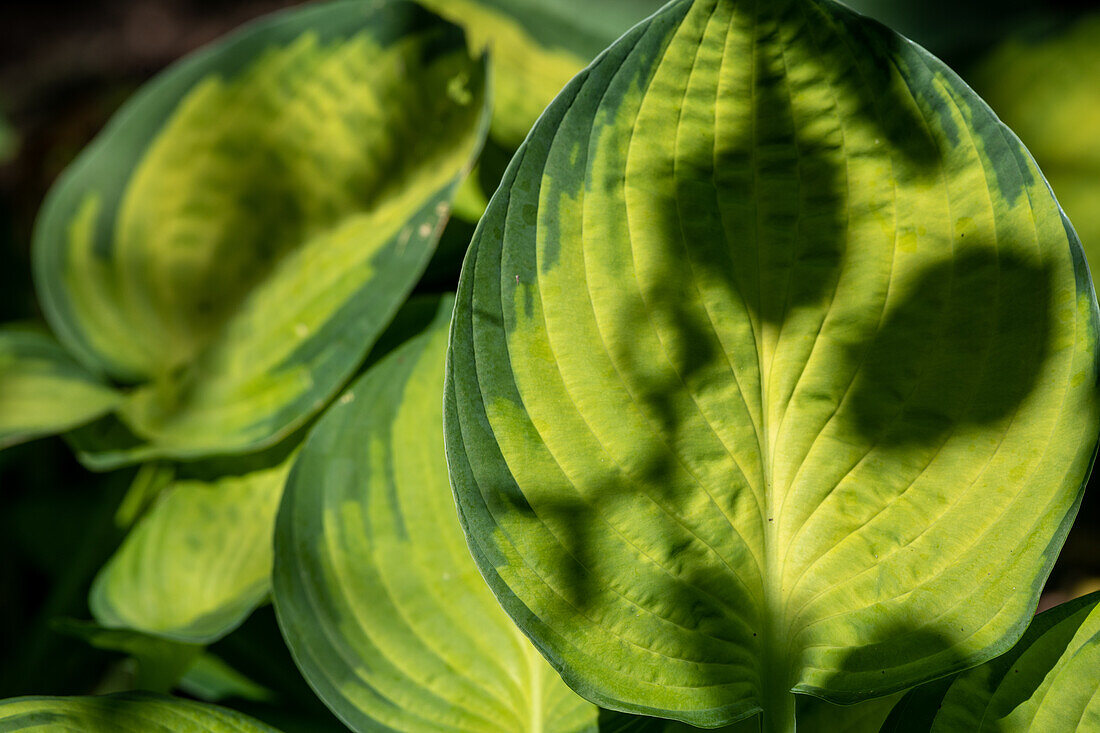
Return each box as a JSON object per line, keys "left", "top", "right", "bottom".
{"left": 273, "top": 296, "right": 598, "bottom": 732}
{"left": 33, "top": 0, "right": 488, "bottom": 463}
{"left": 0, "top": 693, "right": 279, "bottom": 732}
{"left": 444, "top": 0, "right": 1099, "bottom": 727}
{"left": 0, "top": 326, "right": 120, "bottom": 449}
{"left": 90, "top": 456, "right": 292, "bottom": 643}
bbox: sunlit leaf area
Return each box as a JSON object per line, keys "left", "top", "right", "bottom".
{"left": 1, "top": 1, "right": 1099, "bottom": 732}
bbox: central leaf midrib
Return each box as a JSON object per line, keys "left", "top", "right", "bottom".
{"left": 744, "top": 0, "right": 795, "bottom": 728}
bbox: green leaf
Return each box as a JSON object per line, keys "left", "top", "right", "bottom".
{"left": 52, "top": 619, "right": 203, "bottom": 694}
{"left": 272, "top": 295, "right": 599, "bottom": 732}
{"left": 89, "top": 454, "right": 293, "bottom": 643}
{"left": 419, "top": 0, "right": 665, "bottom": 146}
{"left": 33, "top": 0, "right": 489, "bottom": 464}
{"left": 968, "top": 15, "right": 1100, "bottom": 267}
{"left": 603, "top": 694, "right": 895, "bottom": 732}
{"left": 0, "top": 326, "right": 120, "bottom": 449}
{"left": 0, "top": 692, "right": 281, "bottom": 732}
{"left": 919, "top": 592, "right": 1100, "bottom": 731}
{"left": 444, "top": 0, "right": 1100, "bottom": 729}
{"left": 114, "top": 462, "right": 175, "bottom": 528}
{"left": 178, "top": 654, "right": 275, "bottom": 704}
{"left": 877, "top": 674, "right": 954, "bottom": 733}
{"left": 793, "top": 694, "right": 899, "bottom": 733}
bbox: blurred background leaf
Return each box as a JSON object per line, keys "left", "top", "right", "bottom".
{"left": 0, "top": 110, "right": 17, "bottom": 165}
{"left": 88, "top": 455, "right": 292, "bottom": 644}
{"left": 966, "top": 14, "right": 1100, "bottom": 263}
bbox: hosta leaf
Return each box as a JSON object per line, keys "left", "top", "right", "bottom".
{"left": 0, "top": 692, "right": 280, "bottom": 732}
{"left": 177, "top": 655, "right": 275, "bottom": 704}
{"left": 114, "top": 462, "right": 176, "bottom": 528}
{"left": 419, "top": 0, "right": 665, "bottom": 146}
{"left": 877, "top": 674, "right": 954, "bottom": 733}
{"left": 33, "top": 0, "right": 488, "bottom": 463}
{"left": 0, "top": 326, "right": 120, "bottom": 449}
{"left": 444, "top": 0, "right": 1099, "bottom": 728}
{"left": 909, "top": 591, "right": 1100, "bottom": 731}
{"left": 52, "top": 619, "right": 203, "bottom": 694}
{"left": 89, "top": 454, "right": 292, "bottom": 643}
{"left": 602, "top": 694, "right": 894, "bottom": 732}
{"left": 792, "top": 694, "right": 899, "bottom": 733}
{"left": 272, "top": 296, "right": 598, "bottom": 732}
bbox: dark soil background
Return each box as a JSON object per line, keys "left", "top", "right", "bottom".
{"left": 1, "top": 0, "right": 1098, "bottom": 700}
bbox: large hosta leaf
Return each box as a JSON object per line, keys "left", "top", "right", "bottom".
{"left": 0, "top": 693, "right": 279, "bottom": 732}
{"left": 0, "top": 326, "right": 120, "bottom": 449}
{"left": 444, "top": 0, "right": 1099, "bottom": 728}
{"left": 89, "top": 455, "right": 292, "bottom": 643}
{"left": 33, "top": 0, "right": 488, "bottom": 464}
{"left": 418, "top": 0, "right": 664, "bottom": 146}
{"left": 272, "top": 296, "right": 598, "bottom": 732}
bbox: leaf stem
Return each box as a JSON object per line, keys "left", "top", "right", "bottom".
{"left": 761, "top": 689, "right": 796, "bottom": 733}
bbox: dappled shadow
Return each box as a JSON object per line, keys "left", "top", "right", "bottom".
{"left": 844, "top": 249, "right": 1052, "bottom": 447}
{"left": 148, "top": 5, "right": 478, "bottom": 343}
{"left": 483, "top": 0, "right": 1060, "bottom": 725}
{"left": 877, "top": 672, "right": 955, "bottom": 732}
{"left": 814, "top": 623, "right": 964, "bottom": 698}
{"left": 806, "top": 622, "right": 965, "bottom": 732}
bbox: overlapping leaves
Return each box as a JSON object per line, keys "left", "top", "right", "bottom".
{"left": 930, "top": 592, "right": 1100, "bottom": 730}
{"left": 27, "top": 0, "right": 488, "bottom": 466}
{"left": 417, "top": 0, "right": 665, "bottom": 147}
{"left": 89, "top": 455, "right": 293, "bottom": 643}
{"left": 883, "top": 592, "right": 1100, "bottom": 731}
{"left": 0, "top": 326, "right": 119, "bottom": 449}
{"left": 272, "top": 297, "right": 599, "bottom": 732}
{"left": 444, "top": 0, "right": 1099, "bottom": 728}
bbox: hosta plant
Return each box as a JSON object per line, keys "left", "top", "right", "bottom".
{"left": 1, "top": 0, "right": 659, "bottom": 651}
{"left": 1, "top": 0, "right": 1098, "bottom": 732}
